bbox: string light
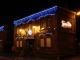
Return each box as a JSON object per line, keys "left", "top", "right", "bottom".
{"left": 0, "top": 26, "right": 4, "bottom": 31}
{"left": 0, "top": 40, "right": 2, "bottom": 42}
{"left": 14, "top": 6, "right": 57, "bottom": 26}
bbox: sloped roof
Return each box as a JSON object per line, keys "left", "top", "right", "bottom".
{"left": 13, "top": 6, "right": 57, "bottom": 26}
{"left": 0, "top": 26, "right": 4, "bottom": 31}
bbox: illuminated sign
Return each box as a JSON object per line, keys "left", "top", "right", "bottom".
{"left": 28, "top": 29, "right": 32, "bottom": 35}
{"left": 61, "top": 20, "right": 72, "bottom": 28}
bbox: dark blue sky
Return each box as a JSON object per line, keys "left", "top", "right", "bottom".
{"left": 0, "top": 1, "right": 80, "bottom": 26}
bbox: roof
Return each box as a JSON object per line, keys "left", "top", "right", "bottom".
{"left": 0, "top": 26, "right": 4, "bottom": 31}
{"left": 13, "top": 6, "right": 57, "bottom": 26}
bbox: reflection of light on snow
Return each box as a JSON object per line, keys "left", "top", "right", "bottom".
{"left": 28, "top": 29, "right": 32, "bottom": 35}
{"left": 61, "top": 20, "right": 72, "bottom": 28}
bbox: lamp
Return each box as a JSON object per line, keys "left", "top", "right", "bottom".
{"left": 76, "top": 11, "right": 80, "bottom": 16}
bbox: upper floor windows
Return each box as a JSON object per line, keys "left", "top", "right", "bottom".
{"left": 29, "top": 24, "right": 32, "bottom": 30}
{"left": 41, "top": 18, "right": 51, "bottom": 30}
{"left": 47, "top": 19, "right": 51, "bottom": 28}
{"left": 41, "top": 21, "right": 45, "bottom": 29}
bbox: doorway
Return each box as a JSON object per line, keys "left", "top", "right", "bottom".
{"left": 25, "top": 39, "right": 34, "bottom": 56}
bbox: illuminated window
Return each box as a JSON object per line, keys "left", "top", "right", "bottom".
{"left": 29, "top": 24, "right": 32, "bottom": 29}
{"left": 46, "top": 38, "right": 51, "bottom": 47}
{"left": 16, "top": 41, "right": 23, "bottom": 47}
{"left": 20, "top": 41, "right": 22, "bottom": 47}
{"left": 61, "top": 20, "right": 72, "bottom": 28}
{"left": 16, "top": 41, "right": 19, "bottom": 47}
{"left": 40, "top": 39, "right": 44, "bottom": 47}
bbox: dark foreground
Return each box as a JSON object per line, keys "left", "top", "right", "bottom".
{"left": 0, "top": 53, "right": 80, "bottom": 60}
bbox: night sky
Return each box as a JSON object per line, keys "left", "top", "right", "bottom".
{"left": 0, "top": 1, "right": 80, "bottom": 26}
{"left": 0, "top": 1, "right": 80, "bottom": 37}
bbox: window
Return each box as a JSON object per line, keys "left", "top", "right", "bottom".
{"left": 40, "top": 39, "right": 44, "bottom": 47}
{"left": 47, "top": 19, "right": 50, "bottom": 28}
{"left": 46, "top": 38, "right": 51, "bottom": 47}
{"left": 20, "top": 41, "right": 22, "bottom": 47}
{"left": 16, "top": 41, "right": 19, "bottom": 47}
{"left": 16, "top": 40, "right": 23, "bottom": 47}
{"left": 41, "top": 21, "right": 44, "bottom": 29}
{"left": 29, "top": 24, "right": 32, "bottom": 29}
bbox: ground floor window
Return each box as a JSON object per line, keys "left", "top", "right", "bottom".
{"left": 16, "top": 41, "right": 19, "bottom": 47}
{"left": 40, "top": 38, "right": 51, "bottom": 47}
{"left": 46, "top": 38, "right": 51, "bottom": 47}
{"left": 16, "top": 40, "right": 23, "bottom": 47}
{"left": 40, "top": 39, "right": 44, "bottom": 47}
{"left": 20, "top": 41, "right": 22, "bottom": 47}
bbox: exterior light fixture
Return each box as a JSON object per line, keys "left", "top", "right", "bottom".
{"left": 76, "top": 11, "right": 80, "bottom": 16}
{"left": 42, "top": 28, "right": 44, "bottom": 30}
{"left": 19, "top": 29, "right": 23, "bottom": 32}
{"left": 33, "top": 26, "right": 36, "bottom": 28}
{"left": 28, "top": 29, "right": 32, "bottom": 35}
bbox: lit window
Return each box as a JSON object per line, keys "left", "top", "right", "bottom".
{"left": 16, "top": 41, "right": 19, "bottom": 47}
{"left": 29, "top": 24, "right": 32, "bottom": 29}
{"left": 20, "top": 41, "right": 22, "bottom": 47}
{"left": 46, "top": 38, "right": 51, "bottom": 47}
{"left": 40, "top": 39, "right": 44, "bottom": 47}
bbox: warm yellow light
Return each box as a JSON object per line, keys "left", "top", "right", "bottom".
{"left": 33, "top": 26, "right": 36, "bottom": 28}
{"left": 61, "top": 20, "right": 72, "bottom": 28}
{"left": 42, "top": 28, "right": 44, "bottom": 29}
{"left": 20, "top": 29, "right": 23, "bottom": 32}
{"left": 77, "top": 12, "right": 80, "bottom": 15}
{"left": 19, "top": 29, "right": 26, "bottom": 35}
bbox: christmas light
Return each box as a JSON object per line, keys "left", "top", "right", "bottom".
{"left": 0, "top": 26, "right": 4, "bottom": 31}
{"left": 14, "top": 6, "right": 57, "bottom": 26}
{"left": 0, "top": 40, "right": 2, "bottom": 42}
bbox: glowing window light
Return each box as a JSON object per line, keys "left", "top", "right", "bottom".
{"left": 14, "top": 6, "right": 57, "bottom": 26}
{"left": 0, "top": 26, "right": 4, "bottom": 31}
{"left": 61, "top": 20, "right": 72, "bottom": 28}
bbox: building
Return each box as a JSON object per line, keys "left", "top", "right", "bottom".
{"left": 0, "top": 26, "right": 14, "bottom": 53}
{"left": 13, "top": 6, "right": 76, "bottom": 58}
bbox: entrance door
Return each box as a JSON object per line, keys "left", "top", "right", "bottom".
{"left": 25, "top": 39, "right": 34, "bottom": 56}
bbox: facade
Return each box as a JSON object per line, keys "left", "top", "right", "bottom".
{"left": 13, "top": 6, "right": 76, "bottom": 58}
{"left": 0, "top": 26, "right": 14, "bottom": 53}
